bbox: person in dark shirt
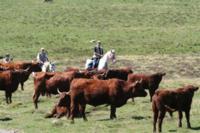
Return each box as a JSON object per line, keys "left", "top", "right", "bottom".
{"left": 92, "top": 40, "right": 104, "bottom": 68}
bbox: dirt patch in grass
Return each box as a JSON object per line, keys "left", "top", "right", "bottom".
{"left": 114, "top": 54, "right": 200, "bottom": 79}
{"left": 56, "top": 54, "right": 200, "bottom": 79}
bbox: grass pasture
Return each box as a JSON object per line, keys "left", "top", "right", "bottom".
{"left": 0, "top": 0, "right": 200, "bottom": 133}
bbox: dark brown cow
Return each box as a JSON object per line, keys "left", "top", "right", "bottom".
{"left": 99, "top": 67, "right": 133, "bottom": 80}
{"left": 0, "top": 61, "right": 41, "bottom": 90}
{"left": 128, "top": 72, "right": 166, "bottom": 101}
{"left": 0, "top": 61, "right": 41, "bottom": 71}
{"left": 152, "top": 85, "right": 199, "bottom": 133}
{"left": 0, "top": 69, "right": 32, "bottom": 103}
{"left": 33, "top": 71, "right": 93, "bottom": 109}
{"left": 68, "top": 78, "right": 147, "bottom": 123}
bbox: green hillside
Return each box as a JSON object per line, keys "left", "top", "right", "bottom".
{"left": 1, "top": 0, "right": 200, "bottom": 60}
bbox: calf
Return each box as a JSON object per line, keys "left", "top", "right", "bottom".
{"left": 128, "top": 72, "right": 165, "bottom": 101}
{"left": 45, "top": 90, "right": 80, "bottom": 118}
{"left": 152, "top": 85, "right": 199, "bottom": 133}
{"left": 45, "top": 91, "right": 71, "bottom": 118}
{"left": 68, "top": 78, "right": 147, "bottom": 123}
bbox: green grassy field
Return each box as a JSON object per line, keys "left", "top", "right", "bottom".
{"left": 0, "top": 0, "right": 200, "bottom": 133}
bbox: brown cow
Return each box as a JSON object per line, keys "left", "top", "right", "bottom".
{"left": 33, "top": 71, "right": 93, "bottom": 109}
{"left": 0, "top": 69, "right": 32, "bottom": 103}
{"left": 152, "top": 85, "right": 199, "bottom": 133}
{"left": 45, "top": 91, "right": 71, "bottom": 118}
{"left": 45, "top": 90, "right": 81, "bottom": 119}
{"left": 0, "top": 61, "right": 41, "bottom": 90}
{"left": 67, "top": 78, "right": 147, "bottom": 123}
{"left": 0, "top": 61, "right": 41, "bottom": 71}
{"left": 128, "top": 72, "right": 166, "bottom": 101}
{"left": 33, "top": 72, "right": 57, "bottom": 109}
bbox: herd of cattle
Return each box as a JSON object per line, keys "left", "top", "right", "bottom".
{"left": 0, "top": 61, "right": 198, "bottom": 132}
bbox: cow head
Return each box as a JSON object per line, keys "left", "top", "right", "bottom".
{"left": 149, "top": 72, "right": 166, "bottom": 88}
{"left": 130, "top": 80, "right": 147, "bottom": 97}
{"left": 57, "top": 89, "right": 70, "bottom": 106}
{"left": 185, "top": 85, "right": 199, "bottom": 93}
{"left": 31, "top": 62, "right": 42, "bottom": 72}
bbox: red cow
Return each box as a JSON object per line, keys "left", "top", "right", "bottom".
{"left": 32, "top": 72, "right": 57, "bottom": 109}
{"left": 45, "top": 91, "right": 71, "bottom": 118}
{"left": 0, "top": 61, "right": 41, "bottom": 71}
{"left": 33, "top": 71, "right": 93, "bottom": 109}
{"left": 128, "top": 72, "right": 166, "bottom": 101}
{"left": 152, "top": 85, "right": 199, "bottom": 133}
{"left": 67, "top": 78, "right": 147, "bottom": 123}
{"left": 45, "top": 90, "right": 81, "bottom": 118}
{"left": 0, "top": 61, "right": 41, "bottom": 90}
{"left": 0, "top": 69, "right": 32, "bottom": 103}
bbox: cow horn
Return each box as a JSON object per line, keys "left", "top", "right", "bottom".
{"left": 57, "top": 88, "right": 62, "bottom": 95}
{"left": 66, "top": 91, "right": 70, "bottom": 95}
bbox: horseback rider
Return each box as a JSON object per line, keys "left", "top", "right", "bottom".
{"left": 3, "top": 53, "right": 13, "bottom": 63}
{"left": 37, "top": 48, "right": 49, "bottom": 67}
{"left": 91, "top": 40, "right": 104, "bottom": 68}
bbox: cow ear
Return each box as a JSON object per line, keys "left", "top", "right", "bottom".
{"left": 161, "top": 72, "right": 166, "bottom": 76}
{"left": 194, "top": 87, "right": 199, "bottom": 91}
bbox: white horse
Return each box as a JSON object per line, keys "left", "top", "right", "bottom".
{"left": 42, "top": 61, "right": 56, "bottom": 72}
{"left": 85, "top": 49, "right": 116, "bottom": 71}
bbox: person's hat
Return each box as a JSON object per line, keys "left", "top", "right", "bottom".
{"left": 90, "top": 40, "right": 96, "bottom": 43}
{"left": 41, "top": 48, "right": 45, "bottom": 51}
{"left": 5, "top": 53, "right": 10, "bottom": 56}
{"left": 111, "top": 49, "right": 115, "bottom": 53}
{"left": 97, "top": 40, "right": 101, "bottom": 43}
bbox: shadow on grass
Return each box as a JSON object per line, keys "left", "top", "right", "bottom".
{"left": 0, "top": 117, "right": 12, "bottom": 121}
{"left": 97, "top": 118, "right": 111, "bottom": 121}
{"left": 168, "top": 129, "right": 177, "bottom": 132}
{"left": 131, "top": 115, "right": 151, "bottom": 120}
{"left": 191, "top": 126, "right": 200, "bottom": 130}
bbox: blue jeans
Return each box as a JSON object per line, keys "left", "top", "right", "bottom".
{"left": 92, "top": 58, "right": 100, "bottom": 69}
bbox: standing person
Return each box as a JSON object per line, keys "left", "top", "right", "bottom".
{"left": 3, "top": 53, "right": 12, "bottom": 63}
{"left": 37, "top": 48, "right": 49, "bottom": 67}
{"left": 92, "top": 40, "right": 104, "bottom": 68}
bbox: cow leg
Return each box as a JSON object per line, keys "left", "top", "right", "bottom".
{"left": 158, "top": 110, "right": 166, "bottom": 133}
{"left": 33, "top": 93, "right": 40, "bottom": 109}
{"left": 153, "top": 108, "right": 158, "bottom": 132}
{"left": 110, "top": 105, "right": 116, "bottom": 119}
{"left": 149, "top": 89, "right": 154, "bottom": 102}
{"left": 132, "top": 98, "right": 135, "bottom": 102}
{"left": 9, "top": 93, "right": 12, "bottom": 103}
{"left": 80, "top": 105, "right": 87, "bottom": 121}
{"left": 70, "top": 100, "right": 75, "bottom": 124}
{"left": 20, "top": 82, "right": 24, "bottom": 91}
{"left": 178, "top": 111, "right": 183, "bottom": 127}
{"left": 185, "top": 110, "right": 191, "bottom": 128}
{"left": 66, "top": 107, "right": 70, "bottom": 119}
{"left": 5, "top": 91, "right": 11, "bottom": 104}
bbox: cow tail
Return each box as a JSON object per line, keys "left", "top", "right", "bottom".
{"left": 164, "top": 105, "right": 176, "bottom": 112}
